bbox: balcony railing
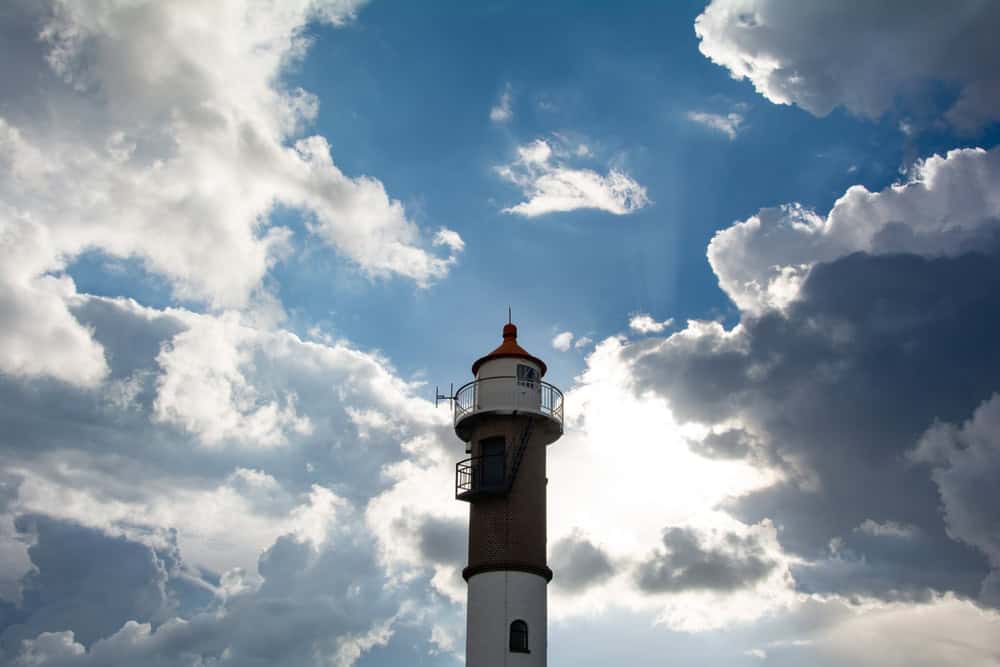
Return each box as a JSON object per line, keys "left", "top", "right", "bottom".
{"left": 453, "top": 376, "right": 564, "bottom": 428}
{"left": 456, "top": 452, "right": 508, "bottom": 500}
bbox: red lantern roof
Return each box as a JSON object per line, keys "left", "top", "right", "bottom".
{"left": 471, "top": 322, "right": 548, "bottom": 377}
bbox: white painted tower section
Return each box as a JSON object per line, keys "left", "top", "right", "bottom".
{"left": 466, "top": 571, "right": 547, "bottom": 667}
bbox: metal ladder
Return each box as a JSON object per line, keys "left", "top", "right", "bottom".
{"left": 505, "top": 415, "right": 535, "bottom": 493}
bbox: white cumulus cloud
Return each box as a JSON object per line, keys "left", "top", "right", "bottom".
{"left": 0, "top": 0, "right": 462, "bottom": 386}
{"left": 695, "top": 0, "right": 1000, "bottom": 131}
{"left": 629, "top": 313, "right": 674, "bottom": 334}
{"left": 708, "top": 147, "right": 1000, "bottom": 313}
{"left": 153, "top": 312, "right": 314, "bottom": 447}
{"left": 552, "top": 331, "right": 574, "bottom": 351}
{"left": 497, "top": 139, "right": 649, "bottom": 217}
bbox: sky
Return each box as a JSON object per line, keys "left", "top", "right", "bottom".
{"left": 1, "top": 0, "right": 1000, "bottom": 665}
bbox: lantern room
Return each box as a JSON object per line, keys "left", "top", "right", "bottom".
{"left": 452, "top": 322, "right": 564, "bottom": 445}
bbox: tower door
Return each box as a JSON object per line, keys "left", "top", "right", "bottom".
{"left": 480, "top": 436, "right": 506, "bottom": 489}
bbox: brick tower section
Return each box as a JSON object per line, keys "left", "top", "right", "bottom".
{"left": 463, "top": 415, "right": 551, "bottom": 583}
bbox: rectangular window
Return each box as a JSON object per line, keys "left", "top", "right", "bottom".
{"left": 517, "top": 363, "right": 538, "bottom": 388}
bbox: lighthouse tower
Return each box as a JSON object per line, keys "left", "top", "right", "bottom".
{"left": 451, "top": 321, "right": 564, "bottom": 667}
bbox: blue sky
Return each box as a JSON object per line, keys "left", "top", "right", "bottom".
{"left": 280, "top": 0, "right": 907, "bottom": 383}
{"left": 280, "top": 0, "right": 993, "bottom": 383}
{"left": 3, "top": 1, "right": 1000, "bottom": 665}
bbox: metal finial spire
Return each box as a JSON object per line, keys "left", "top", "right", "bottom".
{"left": 508, "top": 305, "right": 512, "bottom": 324}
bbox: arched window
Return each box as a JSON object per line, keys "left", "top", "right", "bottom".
{"left": 509, "top": 619, "right": 529, "bottom": 653}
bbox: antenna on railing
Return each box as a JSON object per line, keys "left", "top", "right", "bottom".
{"left": 435, "top": 383, "right": 455, "bottom": 408}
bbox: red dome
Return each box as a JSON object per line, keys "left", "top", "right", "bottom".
{"left": 471, "top": 322, "right": 547, "bottom": 377}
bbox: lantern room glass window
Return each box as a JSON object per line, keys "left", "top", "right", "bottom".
{"left": 509, "top": 619, "right": 529, "bottom": 653}
{"left": 516, "top": 364, "right": 538, "bottom": 388}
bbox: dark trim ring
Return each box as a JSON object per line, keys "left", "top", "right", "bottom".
{"left": 463, "top": 562, "right": 553, "bottom": 583}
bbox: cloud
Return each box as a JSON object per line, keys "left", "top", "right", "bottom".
{"left": 0, "top": 260, "right": 108, "bottom": 388}
{"left": 539, "top": 336, "right": 790, "bottom": 630}
{"left": 4, "top": 515, "right": 183, "bottom": 648}
{"left": 552, "top": 331, "right": 574, "bottom": 351}
{"left": 546, "top": 593, "right": 1000, "bottom": 667}
{"left": 4, "top": 495, "right": 412, "bottom": 667}
{"left": 812, "top": 597, "right": 1000, "bottom": 666}
{"left": 415, "top": 516, "right": 466, "bottom": 568}
{"left": 497, "top": 139, "right": 649, "bottom": 217}
{"left": 364, "top": 427, "right": 467, "bottom": 606}
{"left": 618, "top": 145, "right": 1000, "bottom": 606}
{"left": 686, "top": 111, "right": 744, "bottom": 139}
{"left": 489, "top": 83, "right": 513, "bottom": 123}
{"left": 433, "top": 227, "right": 466, "bottom": 254}
{"left": 0, "top": 0, "right": 462, "bottom": 386}
{"left": 912, "top": 394, "right": 1000, "bottom": 603}
{"left": 707, "top": 147, "right": 1000, "bottom": 313}
{"left": 628, "top": 313, "right": 674, "bottom": 334}
{"left": 152, "top": 313, "right": 314, "bottom": 447}
{"left": 0, "top": 287, "right": 461, "bottom": 663}
{"left": 856, "top": 520, "right": 918, "bottom": 540}
{"left": 754, "top": 595, "right": 1000, "bottom": 667}
{"left": 627, "top": 248, "right": 1000, "bottom": 601}
{"left": 695, "top": 0, "right": 1000, "bottom": 131}
{"left": 574, "top": 336, "right": 593, "bottom": 350}
{"left": 550, "top": 531, "right": 614, "bottom": 592}
{"left": 688, "top": 428, "right": 758, "bottom": 460}
{"left": 635, "top": 526, "right": 777, "bottom": 593}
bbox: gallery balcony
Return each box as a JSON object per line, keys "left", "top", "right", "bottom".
{"left": 455, "top": 452, "right": 510, "bottom": 501}
{"left": 452, "top": 376, "right": 564, "bottom": 443}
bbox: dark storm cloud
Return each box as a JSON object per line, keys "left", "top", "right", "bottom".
{"left": 688, "top": 429, "right": 756, "bottom": 460}
{"left": 0, "top": 516, "right": 184, "bottom": 653}
{"left": 0, "top": 292, "right": 461, "bottom": 664}
{"left": 416, "top": 516, "right": 466, "bottom": 567}
{"left": 913, "top": 394, "right": 1000, "bottom": 604}
{"left": 0, "top": 510, "right": 431, "bottom": 666}
{"left": 792, "top": 522, "right": 976, "bottom": 603}
{"left": 550, "top": 533, "right": 614, "bottom": 592}
{"left": 0, "top": 474, "right": 21, "bottom": 515}
{"left": 635, "top": 527, "right": 775, "bottom": 594}
{"left": 0, "top": 1, "right": 70, "bottom": 128}
{"left": 627, "top": 248, "right": 1000, "bottom": 602}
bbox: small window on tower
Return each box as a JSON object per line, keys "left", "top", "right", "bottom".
{"left": 516, "top": 364, "right": 538, "bottom": 388}
{"left": 509, "top": 619, "right": 529, "bottom": 653}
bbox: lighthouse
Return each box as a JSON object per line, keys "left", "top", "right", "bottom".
{"left": 450, "top": 321, "right": 564, "bottom": 667}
